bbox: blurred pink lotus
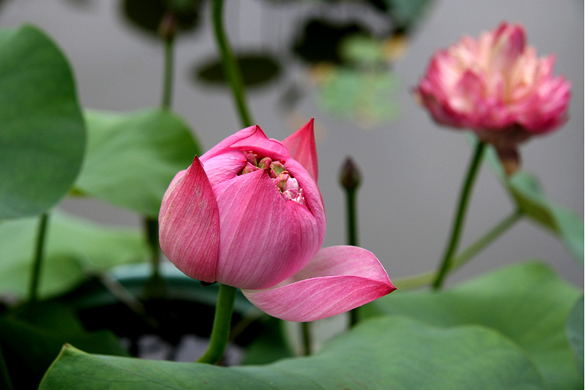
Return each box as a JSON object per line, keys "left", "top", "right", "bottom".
{"left": 415, "top": 22, "right": 571, "bottom": 174}
{"left": 159, "top": 120, "right": 395, "bottom": 321}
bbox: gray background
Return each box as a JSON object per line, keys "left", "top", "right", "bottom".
{"left": 1, "top": 0, "right": 582, "bottom": 288}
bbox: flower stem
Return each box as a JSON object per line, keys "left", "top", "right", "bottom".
{"left": 450, "top": 208, "right": 523, "bottom": 270}
{"left": 345, "top": 188, "right": 361, "bottom": 326}
{"left": 28, "top": 213, "right": 49, "bottom": 303}
{"left": 395, "top": 209, "right": 523, "bottom": 290}
{"left": 212, "top": 0, "right": 253, "bottom": 128}
{"left": 301, "top": 321, "right": 312, "bottom": 356}
{"left": 195, "top": 0, "right": 252, "bottom": 366}
{"left": 345, "top": 188, "right": 358, "bottom": 247}
{"left": 144, "top": 14, "right": 176, "bottom": 292}
{"left": 143, "top": 217, "right": 166, "bottom": 302}
{"left": 196, "top": 284, "right": 237, "bottom": 364}
{"left": 433, "top": 141, "right": 486, "bottom": 290}
{"left": 144, "top": 217, "right": 161, "bottom": 279}
{"left": 161, "top": 35, "right": 175, "bottom": 110}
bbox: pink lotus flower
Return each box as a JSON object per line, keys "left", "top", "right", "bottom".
{"left": 415, "top": 22, "right": 571, "bottom": 174}
{"left": 159, "top": 120, "right": 395, "bottom": 322}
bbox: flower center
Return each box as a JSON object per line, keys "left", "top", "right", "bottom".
{"left": 239, "top": 152, "right": 305, "bottom": 205}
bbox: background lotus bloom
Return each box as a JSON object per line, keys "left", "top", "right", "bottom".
{"left": 159, "top": 120, "right": 395, "bottom": 321}
{"left": 415, "top": 22, "right": 571, "bottom": 174}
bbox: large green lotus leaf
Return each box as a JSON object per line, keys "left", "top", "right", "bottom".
{"left": 73, "top": 109, "right": 200, "bottom": 218}
{"left": 241, "top": 315, "right": 293, "bottom": 365}
{"left": 479, "top": 137, "right": 584, "bottom": 264}
{"left": 566, "top": 295, "right": 584, "bottom": 376}
{"left": 0, "top": 25, "right": 85, "bottom": 219}
{"left": 0, "top": 212, "right": 148, "bottom": 299}
{"left": 0, "top": 301, "right": 128, "bottom": 389}
{"left": 363, "top": 261, "right": 582, "bottom": 390}
{"left": 40, "top": 316, "right": 546, "bottom": 390}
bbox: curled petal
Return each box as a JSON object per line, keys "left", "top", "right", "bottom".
{"left": 159, "top": 157, "right": 220, "bottom": 283}
{"left": 282, "top": 119, "right": 319, "bottom": 182}
{"left": 231, "top": 125, "right": 290, "bottom": 160}
{"left": 242, "top": 246, "right": 396, "bottom": 322}
{"left": 199, "top": 149, "right": 247, "bottom": 188}
{"left": 215, "top": 170, "right": 323, "bottom": 290}
{"left": 201, "top": 125, "right": 258, "bottom": 162}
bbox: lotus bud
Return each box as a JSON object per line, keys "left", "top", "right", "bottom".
{"left": 159, "top": 121, "right": 395, "bottom": 322}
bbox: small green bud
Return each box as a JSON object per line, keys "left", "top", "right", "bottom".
{"left": 339, "top": 157, "right": 361, "bottom": 191}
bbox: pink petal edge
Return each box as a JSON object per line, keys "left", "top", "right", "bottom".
{"left": 242, "top": 246, "right": 396, "bottom": 322}
{"left": 200, "top": 125, "right": 258, "bottom": 162}
{"left": 282, "top": 119, "right": 319, "bottom": 182}
{"left": 231, "top": 125, "right": 290, "bottom": 161}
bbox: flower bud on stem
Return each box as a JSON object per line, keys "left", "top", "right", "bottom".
{"left": 340, "top": 157, "right": 361, "bottom": 247}
{"left": 339, "top": 157, "right": 362, "bottom": 326}
{"left": 158, "top": 12, "right": 178, "bottom": 42}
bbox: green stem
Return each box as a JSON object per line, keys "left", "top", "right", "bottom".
{"left": 393, "top": 272, "right": 434, "bottom": 291}
{"left": 144, "top": 217, "right": 161, "bottom": 278}
{"left": 212, "top": 0, "right": 253, "bottom": 128}
{"left": 196, "top": 284, "right": 237, "bottom": 364}
{"left": 433, "top": 141, "right": 486, "bottom": 290}
{"left": 349, "top": 308, "right": 360, "bottom": 328}
{"left": 196, "top": 0, "right": 252, "bottom": 366}
{"left": 396, "top": 206, "right": 521, "bottom": 290}
{"left": 301, "top": 321, "right": 312, "bottom": 356}
{"left": 450, "top": 208, "right": 523, "bottom": 270}
{"left": 161, "top": 35, "right": 174, "bottom": 110}
{"left": 144, "top": 15, "right": 175, "bottom": 292}
{"left": 345, "top": 188, "right": 360, "bottom": 327}
{"left": 346, "top": 189, "right": 358, "bottom": 247}
{"left": 28, "top": 213, "right": 49, "bottom": 303}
